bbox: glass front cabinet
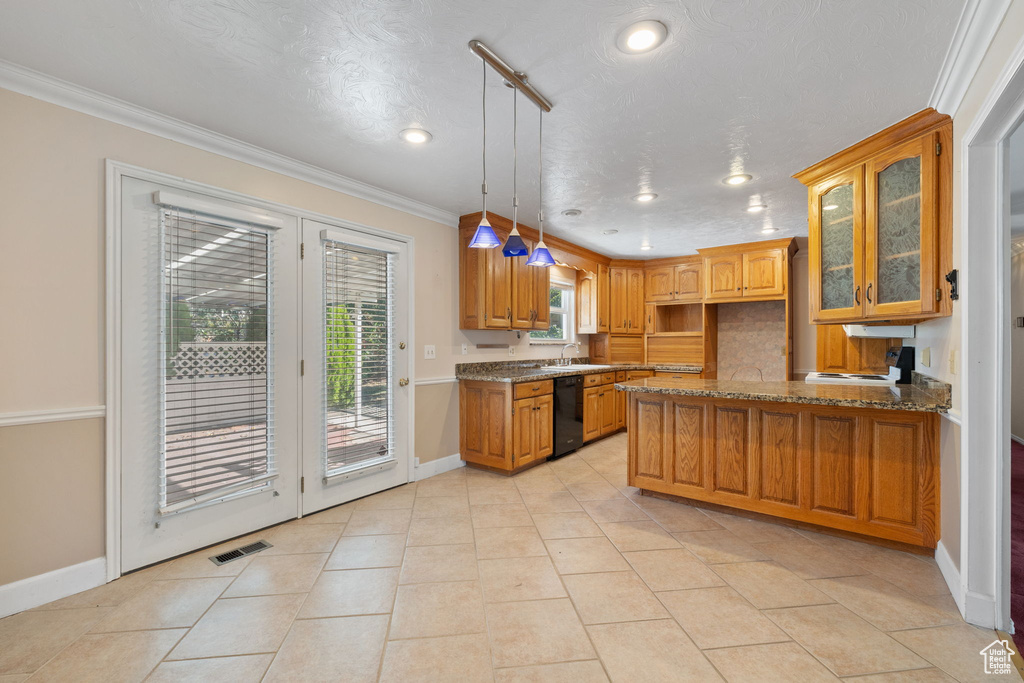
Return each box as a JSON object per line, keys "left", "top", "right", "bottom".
{"left": 797, "top": 109, "right": 951, "bottom": 324}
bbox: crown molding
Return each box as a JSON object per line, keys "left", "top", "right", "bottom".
{"left": 929, "top": 0, "right": 1013, "bottom": 115}
{"left": 0, "top": 59, "right": 458, "bottom": 227}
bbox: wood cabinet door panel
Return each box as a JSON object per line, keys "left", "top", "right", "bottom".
{"left": 759, "top": 410, "right": 800, "bottom": 506}
{"left": 646, "top": 267, "right": 674, "bottom": 302}
{"left": 672, "top": 402, "right": 705, "bottom": 489}
{"left": 535, "top": 394, "right": 554, "bottom": 459}
{"left": 704, "top": 255, "right": 743, "bottom": 300}
{"left": 808, "top": 414, "right": 858, "bottom": 517}
{"left": 616, "top": 386, "right": 626, "bottom": 430}
{"left": 513, "top": 397, "right": 534, "bottom": 465}
{"left": 577, "top": 271, "right": 597, "bottom": 334}
{"left": 598, "top": 264, "right": 610, "bottom": 333}
{"left": 675, "top": 263, "right": 703, "bottom": 301}
{"left": 808, "top": 168, "right": 865, "bottom": 323}
{"left": 510, "top": 252, "right": 534, "bottom": 329}
{"left": 627, "top": 269, "right": 645, "bottom": 333}
{"left": 634, "top": 397, "right": 668, "bottom": 481}
{"left": 599, "top": 387, "right": 617, "bottom": 435}
{"left": 866, "top": 418, "right": 922, "bottom": 528}
{"left": 459, "top": 382, "right": 511, "bottom": 469}
{"left": 609, "top": 268, "right": 628, "bottom": 333}
{"left": 742, "top": 250, "right": 785, "bottom": 297}
{"left": 713, "top": 406, "right": 751, "bottom": 495}
{"left": 533, "top": 262, "right": 551, "bottom": 330}
{"left": 583, "top": 386, "right": 601, "bottom": 442}
{"left": 483, "top": 237, "right": 512, "bottom": 329}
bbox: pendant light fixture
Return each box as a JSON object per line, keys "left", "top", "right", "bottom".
{"left": 501, "top": 85, "right": 529, "bottom": 257}
{"left": 468, "top": 60, "right": 501, "bottom": 248}
{"left": 526, "top": 107, "right": 554, "bottom": 267}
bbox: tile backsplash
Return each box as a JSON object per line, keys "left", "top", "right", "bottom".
{"left": 716, "top": 301, "right": 787, "bottom": 382}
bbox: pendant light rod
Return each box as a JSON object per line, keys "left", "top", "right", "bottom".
{"left": 468, "top": 40, "right": 553, "bottom": 112}
{"left": 538, "top": 108, "right": 543, "bottom": 233}
{"left": 481, "top": 59, "right": 487, "bottom": 217}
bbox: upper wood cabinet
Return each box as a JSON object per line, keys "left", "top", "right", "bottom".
{"left": 699, "top": 240, "right": 795, "bottom": 303}
{"left": 459, "top": 215, "right": 550, "bottom": 331}
{"left": 743, "top": 250, "right": 786, "bottom": 297}
{"left": 576, "top": 270, "right": 598, "bottom": 335}
{"left": 704, "top": 254, "right": 743, "bottom": 300}
{"left": 675, "top": 261, "right": 703, "bottom": 301}
{"left": 645, "top": 267, "right": 674, "bottom": 302}
{"left": 816, "top": 325, "right": 892, "bottom": 375}
{"left": 610, "top": 266, "right": 644, "bottom": 334}
{"left": 795, "top": 109, "right": 952, "bottom": 324}
{"left": 597, "top": 264, "right": 610, "bottom": 333}
{"left": 646, "top": 258, "right": 702, "bottom": 302}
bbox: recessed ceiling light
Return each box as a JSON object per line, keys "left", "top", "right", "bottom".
{"left": 747, "top": 204, "right": 768, "bottom": 213}
{"left": 617, "top": 20, "right": 668, "bottom": 54}
{"left": 723, "top": 174, "right": 753, "bottom": 185}
{"left": 640, "top": 245, "right": 653, "bottom": 251}
{"left": 633, "top": 192, "right": 658, "bottom": 202}
{"left": 603, "top": 229, "right": 619, "bottom": 235}
{"left": 562, "top": 209, "right": 582, "bottom": 217}
{"left": 822, "top": 204, "right": 838, "bottom": 211}
{"left": 399, "top": 128, "right": 432, "bottom": 144}
{"left": 761, "top": 227, "right": 779, "bottom": 234}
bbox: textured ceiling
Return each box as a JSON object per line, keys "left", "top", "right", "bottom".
{"left": 0, "top": 0, "right": 965, "bottom": 257}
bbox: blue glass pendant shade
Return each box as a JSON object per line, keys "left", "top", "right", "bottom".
{"left": 525, "top": 240, "right": 555, "bottom": 267}
{"left": 501, "top": 228, "right": 529, "bottom": 257}
{"left": 468, "top": 216, "right": 501, "bottom": 248}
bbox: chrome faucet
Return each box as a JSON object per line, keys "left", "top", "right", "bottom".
{"left": 559, "top": 341, "right": 581, "bottom": 365}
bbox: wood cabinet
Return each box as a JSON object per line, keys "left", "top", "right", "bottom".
{"left": 597, "top": 264, "right": 610, "bottom": 333}
{"left": 583, "top": 373, "right": 621, "bottom": 442}
{"left": 610, "top": 266, "right": 644, "bottom": 334}
{"left": 816, "top": 325, "right": 892, "bottom": 375}
{"left": 460, "top": 379, "right": 552, "bottom": 473}
{"left": 704, "top": 254, "right": 743, "bottom": 300}
{"left": 459, "top": 214, "right": 550, "bottom": 331}
{"left": 702, "top": 247, "right": 789, "bottom": 301}
{"left": 675, "top": 261, "right": 703, "bottom": 301}
{"left": 646, "top": 260, "right": 703, "bottom": 302}
{"left": 795, "top": 109, "right": 952, "bottom": 324}
{"left": 626, "top": 391, "right": 939, "bottom": 548}
{"left": 576, "top": 270, "right": 598, "bottom": 335}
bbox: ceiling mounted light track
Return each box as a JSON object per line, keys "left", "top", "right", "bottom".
{"left": 468, "top": 40, "right": 553, "bottom": 113}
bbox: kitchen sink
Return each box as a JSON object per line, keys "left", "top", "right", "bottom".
{"left": 538, "top": 364, "right": 612, "bottom": 371}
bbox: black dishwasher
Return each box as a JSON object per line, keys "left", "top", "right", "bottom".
{"left": 551, "top": 376, "right": 584, "bottom": 458}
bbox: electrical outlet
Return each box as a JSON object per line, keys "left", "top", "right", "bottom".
{"left": 921, "top": 347, "right": 931, "bottom": 367}
{"left": 508, "top": 346, "right": 516, "bottom": 357}
{"left": 461, "top": 343, "right": 468, "bottom": 355}
{"left": 424, "top": 345, "right": 436, "bottom": 360}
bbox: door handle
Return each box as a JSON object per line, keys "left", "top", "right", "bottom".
{"left": 398, "top": 378, "right": 409, "bottom": 387}
{"left": 507, "top": 307, "right": 512, "bottom": 320}
{"left": 866, "top": 282, "right": 873, "bottom": 304}
{"left": 855, "top": 286, "right": 861, "bottom": 305}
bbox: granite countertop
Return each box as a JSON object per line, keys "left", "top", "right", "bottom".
{"left": 614, "top": 376, "right": 951, "bottom": 413}
{"left": 455, "top": 360, "right": 702, "bottom": 384}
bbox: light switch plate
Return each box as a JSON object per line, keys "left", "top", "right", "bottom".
{"left": 921, "top": 347, "right": 931, "bottom": 367}
{"left": 424, "top": 345, "right": 436, "bottom": 360}
{"left": 508, "top": 346, "right": 516, "bottom": 357}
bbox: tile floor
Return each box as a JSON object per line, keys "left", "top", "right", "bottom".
{"left": 0, "top": 433, "right": 1018, "bottom": 682}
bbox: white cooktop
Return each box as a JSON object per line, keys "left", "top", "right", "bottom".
{"left": 804, "top": 367, "right": 900, "bottom": 386}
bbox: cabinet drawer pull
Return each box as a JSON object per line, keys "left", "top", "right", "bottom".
{"left": 532, "top": 387, "right": 540, "bottom": 391}
{"left": 855, "top": 285, "right": 861, "bottom": 305}
{"left": 866, "top": 282, "right": 873, "bottom": 304}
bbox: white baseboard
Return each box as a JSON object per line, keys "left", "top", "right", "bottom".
{"left": 934, "top": 540, "right": 965, "bottom": 615}
{"left": 414, "top": 453, "right": 465, "bottom": 481}
{"left": 0, "top": 557, "right": 106, "bottom": 618}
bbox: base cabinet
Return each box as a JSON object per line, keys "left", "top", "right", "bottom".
{"left": 460, "top": 379, "right": 553, "bottom": 473}
{"left": 626, "top": 392, "right": 939, "bottom": 548}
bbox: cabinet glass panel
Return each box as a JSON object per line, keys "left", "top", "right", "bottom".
{"left": 876, "top": 156, "right": 921, "bottom": 304}
{"left": 820, "top": 183, "right": 855, "bottom": 310}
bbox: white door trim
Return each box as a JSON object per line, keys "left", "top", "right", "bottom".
{"left": 106, "top": 160, "right": 417, "bottom": 581}
{"left": 959, "top": 33, "right": 1024, "bottom": 630}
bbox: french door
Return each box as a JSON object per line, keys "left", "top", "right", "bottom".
{"left": 117, "top": 173, "right": 411, "bottom": 573}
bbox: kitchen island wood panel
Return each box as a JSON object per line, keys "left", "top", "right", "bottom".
{"left": 625, "top": 391, "right": 939, "bottom": 548}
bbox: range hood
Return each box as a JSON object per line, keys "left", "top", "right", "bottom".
{"left": 842, "top": 324, "right": 916, "bottom": 338}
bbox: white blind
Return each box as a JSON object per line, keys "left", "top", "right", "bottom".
{"left": 323, "top": 240, "right": 395, "bottom": 477}
{"left": 161, "top": 211, "right": 275, "bottom": 510}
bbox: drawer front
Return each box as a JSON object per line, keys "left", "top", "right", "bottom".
{"left": 584, "top": 373, "right": 604, "bottom": 387}
{"left": 615, "top": 371, "right": 627, "bottom": 382}
{"left": 600, "top": 372, "right": 616, "bottom": 385}
{"left": 626, "top": 370, "right": 654, "bottom": 380}
{"left": 513, "top": 380, "right": 553, "bottom": 399}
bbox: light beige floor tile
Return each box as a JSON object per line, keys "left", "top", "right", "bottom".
{"left": 766, "top": 604, "right": 929, "bottom": 677}
{"left": 703, "top": 510, "right": 806, "bottom": 543}
{"left": 673, "top": 529, "right": 770, "bottom": 564}
{"left": 486, "top": 598, "right": 596, "bottom": 668}
{"left": 471, "top": 503, "right": 534, "bottom": 528}
{"left": 326, "top": 534, "right": 406, "bottom": 569}
{"left": 354, "top": 486, "right": 416, "bottom": 510}
{"left": 294, "top": 504, "right": 353, "bottom": 525}
{"left": 389, "top": 581, "right": 486, "bottom": 640}
{"left": 342, "top": 509, "right": 412, "bottom": 536}
{"left": 600, "top": 521, "right": 681, "bottom": 551}
{"left": 415, "top": 479, "right": 468, "bottom": 498}
{"left": 494, "top": 660, "right": 609, "bottom": 682}
{"left": 479, "top": 556, "right": 567, "bottom": 603}
{"left": 555, "top": 469, "right": 609, "bottom": 485}
{"left": 892, "top": 624, "right": 1016, "bottom": 682}
{"left": 858, "top": 553, "right": 951, "bottom": 598}
{"left": 297, "top": 567, "right": 399, "bottom": 618}
{"left": 623, "top": 549, "right": 725, "bottom": 591}
{"left": 546, "top": 537, "right": 630, "bottom": 574}
{"left": 580, "top": 498, "right": 650, "bottom": 523}
{"left": 566, "top": 480, "right": 623, "bottom": 501}
{"left": 147, "top": 654, "right": 274, "bottom": 683}
{"left": 475, "top": 526, "right": 547, "bottom": 559}
{"left": 658, "top": 586, "right": 789, "bottom": 649}
{"left": 514, "top": 477, "right": 567, "bottom": 493}
{"left": 167, "top": 594, "right": 304, "bottom": 659}
{"left": 380, "top": 633, "right": 493, "bottom": 683}
{"left": 704, "top": 641, "right": 839, "bottom": 682}
{"left": 810, "top": 574, "right": 962, "bottom": 631}
{"left": 263, "top": 614, "right": 388, "bottom": 682}
{"left": 587, "top": 619, "right": 722, "bottom": 682}
{"left": 412, "top": 495, "right": 471, "bottom": 519}
{"left": 532, "top": 512, "right": 603, "bottom": 539}
{"left": 399, "top": 544, "right": 478, "bottom": 584}
{"left": 521, "top": 491, "right": 584, "bottom": 513}
{"left": 841, "top": 668, "right": 957, "bottom": 681}
{"left": 0, "top": 607, "right": 114, "bottom": 675}
{"left": 0, "top": 675, "right": 29, "bottom": 682}
{"left": 562, "top": 571, "right": 668, "bottom": 624}
{"left": 406, "top": 516, "right": 475, "bottom": 546}
{"left": 465, "top": 470, "right": 519, "bottom": 489}
{"left": 262, "top": 523, "right": 344, "bottom": 555}
{"left": 222, "top": 552, "right": 327, "bottom": 597}
{"left": 600, "top": 471, "right": 630, "bottom": 488}
{"left": 712, "top": 561, "right": 832, "bottom": 609}
{"left": 31, "top": 564, "right": 167, "bottom": 610}
{"left": 755, "top": 540, "right": 869, "bottom": 579}
{"left": 26, "top": 628, "right": 185, "bottom": 683}
{"left": 89, "top": 577, "right": 231, "bottom": 631}
{"left": 633, "top": 498, "right": 722, "bottom": 532}
{"left": 468, "top": 487, "right": 522, "bottom": 505}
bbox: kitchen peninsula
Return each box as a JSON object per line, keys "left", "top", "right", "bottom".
{"left": 617, "top": 375, "right": 951, "bottom": 549}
